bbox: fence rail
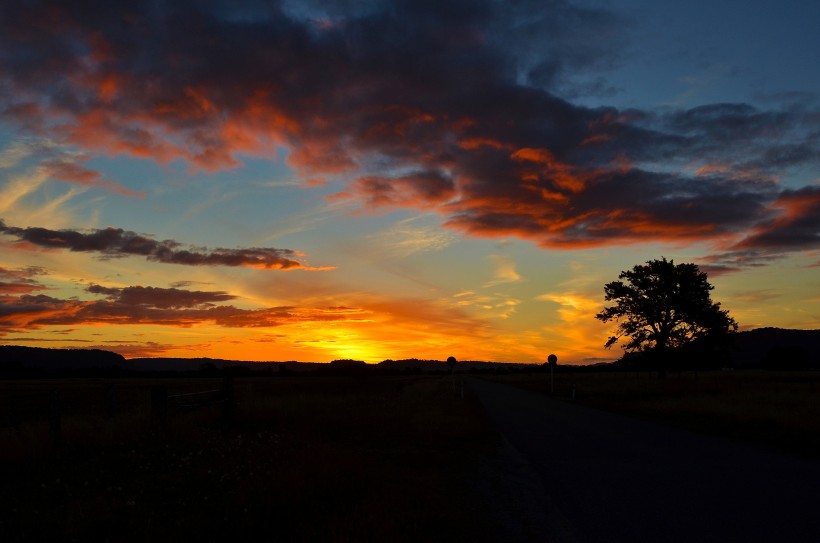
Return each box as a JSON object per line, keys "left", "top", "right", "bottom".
{"left": 3, "top": 376, "right": 237, "bottom": 449}
{"left": 151, "top": 376, "right": 235, "bottom": 424}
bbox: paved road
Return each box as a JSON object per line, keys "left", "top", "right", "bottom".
{"left": 469, "top": 378, "right": 820, "bottom": 543}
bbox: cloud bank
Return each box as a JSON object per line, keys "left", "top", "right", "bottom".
{"left": 0, "top": 0, "right": 818, "bottom": 269}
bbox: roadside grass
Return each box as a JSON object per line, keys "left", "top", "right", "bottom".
{"left": 485, "top": 370, "right": 820, "bottom": 458}
{"left": 0, "top": 375, "right": 497, "bottom": 542}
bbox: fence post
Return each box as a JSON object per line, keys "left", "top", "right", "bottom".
{"left": 48, "top": 390, "right": 62, "bottom": 448}
{"left": 8, "top": 395, "right": 21, "bottom": 430}
{"left": 104, "top": 383, "right": 118, "bottom": 418}
{"left": 151, "top": 385, "right": 168, "bottom": 425}
{"left": 222, "top": 376, "right": 235, "bottom": 423}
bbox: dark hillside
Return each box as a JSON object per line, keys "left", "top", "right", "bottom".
{"left": 0, "top": 346, "right": 125, "bottom": 371}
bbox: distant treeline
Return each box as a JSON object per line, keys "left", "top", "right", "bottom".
{"left": 2, "top": 327, "right": 819, "bottom": 378}
{"left": 731, "top": 328, "right": 820, "bottom": 369}
{"left": 0, "top": 346, "right": 544, "bottom": 378}
{"left": 612, "top": 327, "right": 820, "bottom": 372}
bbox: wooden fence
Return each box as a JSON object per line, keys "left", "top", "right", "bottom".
{"left": 150, "top": 376, "right": 236, "bottom": 424}
{"left": 5, "top": 376, "right": 237, "bottom": 449}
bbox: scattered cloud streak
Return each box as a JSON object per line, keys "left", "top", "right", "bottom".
{"left": 0, "top": 138, "right": 144, "bottom": 197}
{"left": 0, "top": 281, "right": 366, "bottom": 334}
{"left": 0, "top": 219, "right": 328, "bottom": 270}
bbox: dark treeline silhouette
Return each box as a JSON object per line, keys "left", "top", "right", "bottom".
{"left": 732, "top": 328, "right": 820, "bottom": 369}
{"left": 0, "top": 347, "right": 547, "bottom": 378}
{"left": 608, "top": 327, "right": 820, "bottom": 372}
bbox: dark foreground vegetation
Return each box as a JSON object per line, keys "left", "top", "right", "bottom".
{"left": 0, "top": 375, "right": 497, "bottom": 542}
{"left": 2, "top": 331, "right": 819, "bottom": 541}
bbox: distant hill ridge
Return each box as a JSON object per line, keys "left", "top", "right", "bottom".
{"left": 1, "top": 327, "right": 819, "bottom": 371}
{"left": 0, "top": 345, "right": 125, "bottom": 370}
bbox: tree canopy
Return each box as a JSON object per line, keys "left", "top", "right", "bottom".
{"left": 595, "top": 258, "right": 737, "bottom": 356}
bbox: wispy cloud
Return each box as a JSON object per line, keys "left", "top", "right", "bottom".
{"left": 1, "top": 139, "right": 143, "bottom": 197}
{"left": 483, "top": 254, "right": 522, "bottom": 287}
{"left": 365, "top": 216, "right": 456, "bottom": 258}
{"left": 0, "top": 169, "right": 50, "bottom": 217}
{"left": 452, "top": 289, "right": 522, "bottom": 320}
{"left": 0, "top": 138, "right": 45, "bottom": 169}
{"left": 535, "top": 289, "right": 610, "bottom": 359}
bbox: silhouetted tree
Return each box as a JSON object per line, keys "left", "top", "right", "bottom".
{"left": 595, "top": 258, "right": 737, "bottom": 375}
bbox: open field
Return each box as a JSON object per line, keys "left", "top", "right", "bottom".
{"left": 0, "top": 375, "right": 497, "bottom": 542}
{"left": 5, "top": 369, "right": 820, "bottom": 541}
{"left": 486, "top": 370, "right": 820, "bottom": 458}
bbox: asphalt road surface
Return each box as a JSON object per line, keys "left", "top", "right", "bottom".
{"left": 469, "top": 378, "right": 820, "bottom": 543}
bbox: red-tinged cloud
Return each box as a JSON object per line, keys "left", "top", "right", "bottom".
{"left": 0, "top": 266, "right": 48, "bottom": 295}
{"left": 0, "top": 220, "right": 321, "bottom": 270}
{"left": 0, "top": 1, "right": 818, "bottom": 264}
{"left": 733, "top": 186, "right": 820, "bottom": 251}
{"left": 0, "top": 283, "right": 367, "bottom": 333}
{"left": 348, "top": 171, "right": 457, "bottom": 208}
{"left": 696, "top": 186, "right": 820, "bottom": 273}
{"left": 41, "top": 157, "right": 145, "bottom": 198}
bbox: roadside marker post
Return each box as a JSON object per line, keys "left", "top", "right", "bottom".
{"left": 446, "top": 356, "right": 457, "bottom": 396}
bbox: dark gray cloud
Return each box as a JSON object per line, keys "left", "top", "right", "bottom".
{"left": 486, "top": 0, "right": 629, "bottom": 94}
{"left": 0, "top": 220, "right": 309, "bottom": 269}
{"left": 87, "top": 284, "right": 236, "bottom": 309}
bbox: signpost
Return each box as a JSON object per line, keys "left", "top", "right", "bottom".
{"left": 446, "top": 356, "right": 457, "bottom": 394}
{"left": 547, "top": 354, "right": 557, "bottom": 394}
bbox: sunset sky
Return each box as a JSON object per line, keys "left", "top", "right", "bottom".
{"left": 1, "top": 0, "right": 818, "bottom": 364}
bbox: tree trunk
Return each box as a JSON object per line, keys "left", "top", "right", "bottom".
{"left": 655, "top": 345, "right": 668, "bottom": 378}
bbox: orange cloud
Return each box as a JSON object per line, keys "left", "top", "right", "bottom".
{"left": 511, "top": 147, "right": 589, "bottom": 192}
{"left": 457, "top": 137, "right": 511, "bottom": 151}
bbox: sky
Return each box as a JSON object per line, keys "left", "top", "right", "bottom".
{"left": 0, "top": 0, "right": 818, "bottom": 364}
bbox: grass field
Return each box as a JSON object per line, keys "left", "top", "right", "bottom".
{"left": 487, "top": 370, "right": 820, "bottom": 459}
{"left": 0, "top": 375, "right": 497, "bottom": 542}
{"left": 5, "top": 369, "right": 819, "bottom": 541}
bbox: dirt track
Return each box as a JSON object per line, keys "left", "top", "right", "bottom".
{"left": 469, "top": 378, "right": 820, "bottom": 543}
